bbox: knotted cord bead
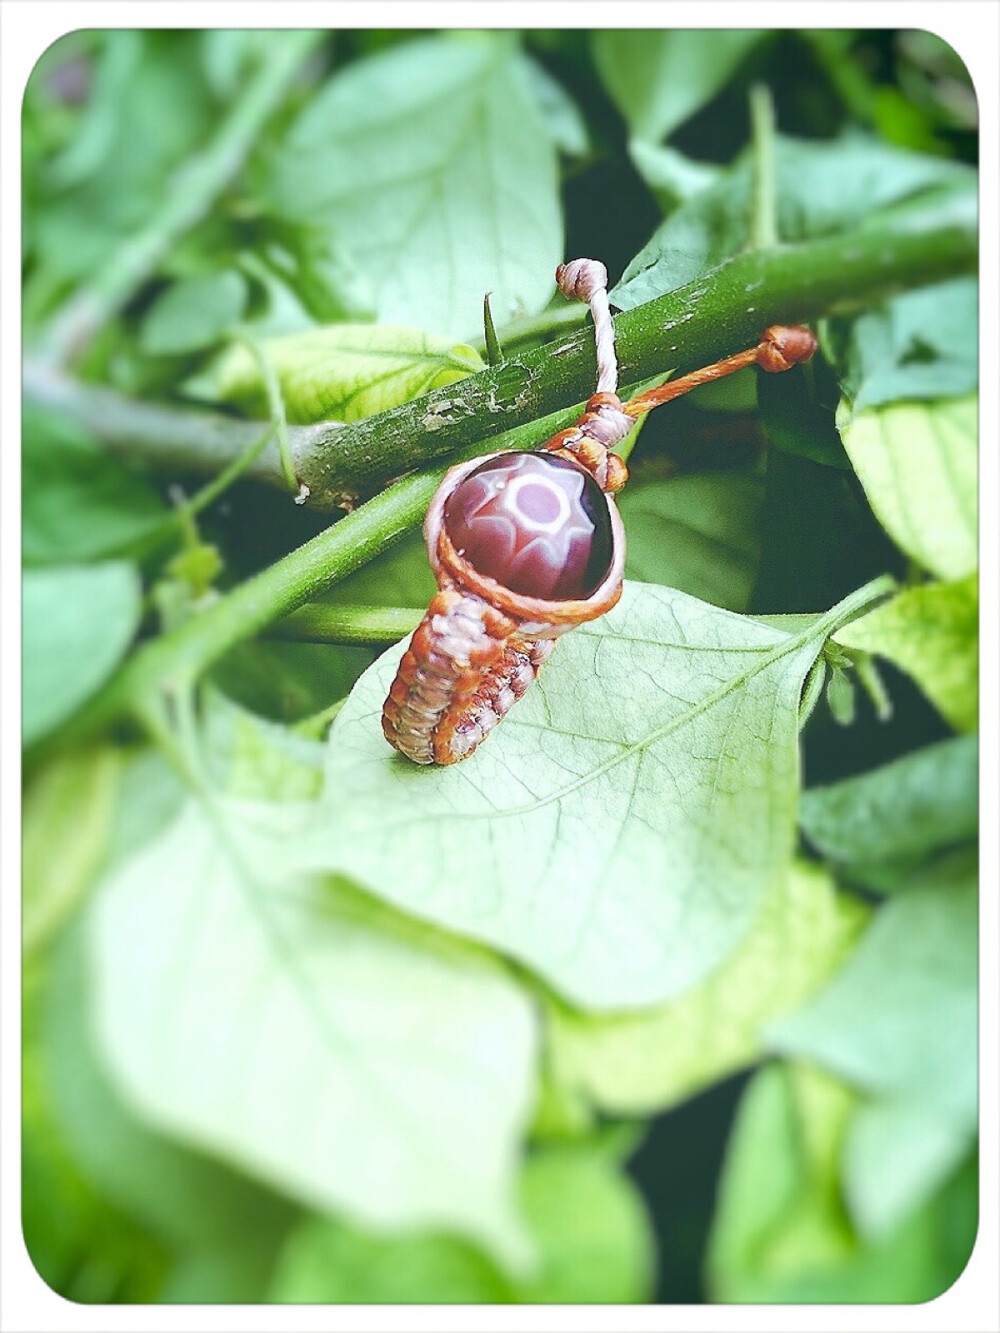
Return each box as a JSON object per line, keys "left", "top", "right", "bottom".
{"left": 756, "top": 324, "right": 819, "bottom": 373}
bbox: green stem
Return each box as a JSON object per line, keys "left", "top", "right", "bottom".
{"left": 25, "top": 192, "right": 975, "bottom": 508}
{"left": 40, "top": 31, "right": 323, "bottom": 367}
{"left": 54, "top": 396, "right": 593, "bottom": 750}
{"left": 749, "top": 83, "right": 779, "bottom": 249}
{"left": 76, "top": 473, "right": 439, "bottom": 740}
{"left": 268, "top": 604, "right": 424, "bottom": 645}
{"left": 817, "top": 574, "right": 897, "bottom": 636}
{"left": 283, "top": 190, "right": 972, "bottom": 508}
{"left": 840, "top": 647, "right": 894, "bottom": 721}
{"left": 235, "top": 335, "right": 298, "bottom": 493}
{"left": 98, "top": 420, "right": 280, "bottom": 568}
{"left": 798, "top": 657, "right": 828, "bottom": 728}
{"left": 182, "top": 421, "right": 278, "bottom": 520}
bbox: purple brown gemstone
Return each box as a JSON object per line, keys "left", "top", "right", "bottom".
{"left": 443, "top": 453, "right": 614, "bottom": 601}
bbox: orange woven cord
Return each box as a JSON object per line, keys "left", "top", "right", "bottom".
{"left": 624, "top": 324, "right": 818, "bottom": 418}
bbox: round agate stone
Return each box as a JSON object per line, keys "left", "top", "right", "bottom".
{"left": 443, "top": 453, "right": 613, "bottom": 601}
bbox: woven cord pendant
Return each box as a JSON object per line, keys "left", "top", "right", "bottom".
{"left": 382, "top": 260, "right": 817, "bottom": 765}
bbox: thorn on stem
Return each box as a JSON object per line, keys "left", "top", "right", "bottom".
{"left": 482, "top": 293, "right": 503, "bottom": 366}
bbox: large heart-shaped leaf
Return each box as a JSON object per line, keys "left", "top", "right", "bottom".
{"left": 260, "top": 34, "right": 561, "bottom": 338}
{"left": 44, "top": 922, "right": 296, "bottom": 1262}
{"left": 90, "top": 798, "right": 538, "bottom": 1266}
{"left": 297, "top": 580, "right": 881, "bottom": 1010}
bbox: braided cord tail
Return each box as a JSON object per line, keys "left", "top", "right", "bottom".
{"left": 434, "top": 637, "right": 554, "bottom": 763}
{"left": 382, "top": 591, "right": 548, "bottom": 765}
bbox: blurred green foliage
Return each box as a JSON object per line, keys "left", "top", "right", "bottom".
{"left": 22, "top": 26, "right": 978, "bottom": 1307}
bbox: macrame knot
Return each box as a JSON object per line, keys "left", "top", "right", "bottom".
{"left": 583, "top": 394, "right": 632, "bottom": 448}
{"left": 543, "top": 393, "right": 632, "bottom": 492}
{"left": 556, "top": 258, "right": 609, "bottom": 304}
{"left": 757, "top": 324, "right": 818, "bottom": 373}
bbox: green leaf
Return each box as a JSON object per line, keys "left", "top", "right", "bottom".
{"left": 627, "top": 140, "right": 722, "bottom": 213}
{"left": 89, "top": 797, "right": 538, "bottom": 1267}
{"left": 510, "top": 1146, "right": 655, "bottom": 1303}
{"left": 139, "top": 269, "right": 248, "bottom": 355}
{"left": 158, "top": 1247, "right": 280, "bottom": 1303}
{"left": 591, "top": 31, "right": 765, "bottom": 143}
{"left": 269, "top": 1143, "right": 653, "bottom": 1303}
{"left": 824, "top": 666, "right": 856, "bottom": 726}
{"left": 42, "top": 921, "right": 297, "bottom": 1262}
{"left": 101, "top": 746, "right": 187, "bottom": 871}
{"left": 27, "top": 33, "right": 217, "bottom": 287}
{"left": 200, "top": 324, "right": 484, "bottom": 424}
{"left": 838, "top": 277, "right": 978, "bottom": 411}
{"left": 23, "top": 562, "right": 142, "bottom": 746}
{"left": 22, "top": 408, "right": 168, "bottom": 566}
{"left": 707, "top": 1063, "right": 856, "bottom": 1302}
{"left": 203, "top": 689, "right": 326, "bottom": 802}
{"left": 757, "top": 361, "right": 852, "bottom": 469}
{"left": 211, "top": 639, "right": 375, "bottom": 724}
{"left": 619, "top": 468, "right": 764, "bottom": 612}
{"left": 835, "top": 574, "right": 978, "bottom": 733}
{"left": 800, "top": 734, "right": 978, "bottom": 893}
{"left": 547, "top": 861, "right": 867, "bottom": 1115}
{"left": 612, "top": 133, "right": 973, "bottom": 309}
{"left": 271, "top": 1216, "right": 509, "bottom": 1303}
{"left": 843, "top": 1098, "right": 973, "bottom": 1241}
{"left": 836, "top": 395, "right": 977, "bottom": 580}
{"left": 260, "top": 34, "right": 562, "bottom": 338}
{"left": 297, "top": 579, "right": 887, "bottom": 1010}
{"left": 707, "top": 1062, "right": 977, "bottom": 1302}
{"left": 23, "top": 746, "right": 122, "bottom": 956}
{"left": 200, "top": 29, "right": 275, "bottom": 100}
{"left": 23, "top": 960, "right": 170, "bottom": 1303}
{"left": 514, "top": 54, "right": 589, "bottom": 159}
{"left": 766, "top": 864, "right": 977, "bottom": 1129}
